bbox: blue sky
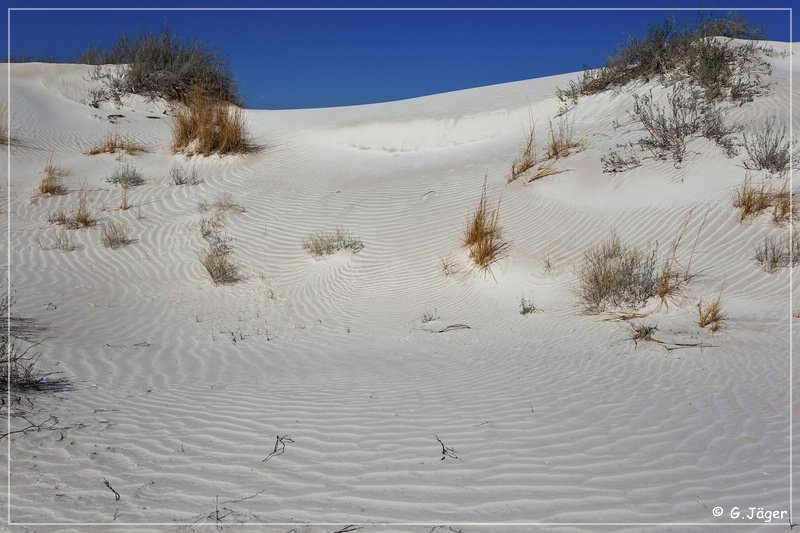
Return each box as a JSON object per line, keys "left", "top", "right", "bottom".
{"left": 5, "top": 1, "right": 796, "bottom": 109}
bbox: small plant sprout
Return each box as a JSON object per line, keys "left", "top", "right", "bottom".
{"left": 519, "top": 295, "right": 537, "bottom": 315}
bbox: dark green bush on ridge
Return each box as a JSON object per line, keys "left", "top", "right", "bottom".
{"left": 78, "top": 26, "right": 240, "bottom": 105}
{"left": 556, "top": 14, "right": 771, "bottom": 109}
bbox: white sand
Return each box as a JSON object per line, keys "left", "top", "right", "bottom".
{"left": 1, "top": 42, "right": 796, "bottom": 530}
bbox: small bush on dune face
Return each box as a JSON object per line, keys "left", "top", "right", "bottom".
{"left": 78, "top": 26, "right": 239, "bottom": 105}
{"left": 100, "top": 220, "right": 131, "bottom": 249}
{"left": 303, "top": 227, "right": 364, "bottom": 258}
{"left": 198, "top": 221, "right": 241, "bottom": 284}
{"left": 743, "top": 118, "right": 797, "bottom": 175}
{"left": 170, "top": 85, "right": 251, "bottom": 156}
{"left": 733, "top": 173, "right": 772, "bottom": 221}
{"left": 754, "top": 233, "right": 799, "bottom": 272}
{"left": 509, "top": 127, "right": 537, "bottom": 182}
{"left": 107, "top": 162, "right": 145, "bottom": 187}
{"left": 601, "top": 144, "right": 642, "bottom": 173}
{"left": 85, "top": 131, "right": 146, "bottom": 156}
{"left": 578, "top": 233, "right": 658, "bottom": 313}
{"left": 170, "top": 164, "right": 202, "bottom": 185}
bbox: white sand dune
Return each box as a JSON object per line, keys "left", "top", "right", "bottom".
{"left": 1, "top": 42, "right": 796, "bottom": 530}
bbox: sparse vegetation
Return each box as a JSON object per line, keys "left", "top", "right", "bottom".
{"left": 463, "top": 178, "right": 508, "bottom": 273}
{"left": 440, "top": 255, "right": 460, "bottom": 276}
{"left": 37, "top": 153, "right": 68, "bottom": 196}
{"left": 78, "top": 26, "right": 239, "bottom": 104}
{"left": 85, "top": 130, "right": 146, "bottom": 156}
{"left": 629, "top": 88, "right": 736, "bottom": 164}
{"left": 656, "top": 212, "right": 704, "bottom": 306}
{"left": 601, "top": 144, "right": 642, "bottom": 173}
{"left": 697, "top": 292, "right": 725, "bottom": 332}
{"left": 197, "top": 192, "right": 246, "bottom": 219}
{"left": 50, "top": 229, "right": 75, "bottom": 251}
{"left": 170, "top": 84, "right": 251, "bottom": 156}
{"left": 509, "top": 127, "right": 537, "bottom": 182}
{"left": 742, "top": 118, "right": 797, "bottom": 175}
{"left": 578, "top": 232, "right": 658, "bottom": 313}
{"left": 199, "top": 221, "right": 241, "bottom": 284}
{"left": 170, "top": 163, "right": 202, "bottom": 185}
{"left": 421, "top": 309, "right": 439, "bottom": 323}
{"left": 303, "top": 226, "right": 364, "bottom": 258}
{"left": 556, "top": 14, "right": 770, "bottom": 108}
{"left": 0, "top": 103, "right": 7, "bottom": 145}
{"left": 754, "top": 233, "right": 799, "bottom": 272}
{"left": 107, "top": 162, "right": 145, "bottom": 187}
{"left": 630, "top": 321, "right": 657, "bottom": 344}
{"left": 100, "top": 221, "right": 131, "bottom": 249}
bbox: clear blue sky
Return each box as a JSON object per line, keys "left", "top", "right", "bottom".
{"left": 5, "top": 1, "right": 796, "bottom": 109}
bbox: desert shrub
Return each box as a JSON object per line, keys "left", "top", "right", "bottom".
{"left": 578, "top": 233, "right": 658, "bottom": 313}
{"left": 601, "top": 144, "right": 642, "bottom": 173}
{"left": 170, "top": 84, "right": 251, "bottom": 156}
{"left": 742, "top": 118, "right": 797, "bottom": 175}
{"left": 170, "top": 163, "right": 202, "bottom": 185}
{"left": 463, "top": 179, "right": 509, "bottom": 272}
{"left": 556, "top": 14, "right": 770, "bottom": 107}
{"left": 197, "top": 192, "right": 246, "bottom": 217}
{"left": 100, "top": 221, "right": 131, "bottom": 249}
{"left": 630, "top": 88, "right": 737, "bottom": 163}
{"left": 754, "top": 233, "right": 799, "bottom": 272}
{"left": 771, "top": 187, "right": 796, "bottom": 225}
{"left": 85, "top": 131, "right": 146, "bottom": 155}
{"left": 697, "top": 292, "right": 725, "bottom": 332}
{"left": 107, "top": 162, "right": 145, "bottom": 187}
{"left": 37, "top": 153, "right": 68, "bottom": 196}
{"left": 77, "top": 26, "right": 239, "bottom": 104}
{"left": 303, "top": 226, "right": 364, "bottom": 258}
{"left": 198, "top": 222, "right": 240, "bottom": 284}
{"left": 50, "top": 229, "right": 75, "bottom": 251}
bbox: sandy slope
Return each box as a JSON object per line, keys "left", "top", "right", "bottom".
{"left": 0, "top": 42, "right": 797, "bottom": 531}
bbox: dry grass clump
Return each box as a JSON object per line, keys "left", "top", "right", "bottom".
{"left": 742, "top": 118, "right": 797, "bottom": 175}
{"left": 170, "top": 85, "right": 251, "bottom": 156}
{"left": 198, "top": 192, "right": 246, "bottom": 215}
{"left": 630, "top": 321, "right": 657, "bottom": 345}
{"left": 656, "top": 212, "right": 704, "bottom": 306}
{"left": 546, "top": 117, "right": 582, "bottom": 159}
{"left": 107, "top": 162, "right": 145, "bottom": 187}
{"left": 463, "top": 179, "right": 508, "bottom": 272}
{"left": 578, "top": 232, "right": 658, "bottom": 313}
{"left": 508, "top": 120, "right": 575, "bottom": 184}
{"left": 37, "top": 153, "right": 69, "bottom": 196}
{"left": 303, "top": 226, "right": 364, "bottom": 258}
{"left": 50, "top": 229, "right": 75, "bottom": 251}
{"left": 697, "top": 292, "right": 725, "bottom": 332}
{"left": 510, "top": 127, "right": 537, "bottom": 181}
{"left": 754, "top": 233, "right": 799, "bottom": 272}
{"left": 49, "top": 187, "right": 93, "bottom": 228}
{"left": 85, "top": 130, "right": 146, "bottom": 156}
{"left": 733, "top": 174, "right": 795, "bottom": 224}
{"left": 440, "top": 255, "right": 461, "bottom": 276}
{"left": 100, "top": 220, "right": 131, "bottom": 249}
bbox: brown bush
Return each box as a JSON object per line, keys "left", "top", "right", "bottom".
{"left": 85, "top": 131, "right": 146, "bottom": 155}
